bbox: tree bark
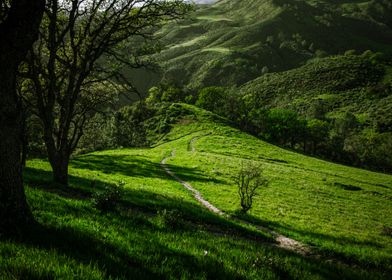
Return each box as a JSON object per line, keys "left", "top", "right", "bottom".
{"left": 49, "top": 152, "right": 70, "bottom": 186}
{"left": 0, "top": 0, "right": 45, "bottom": 235}
{"left": 43, "top": 123, "right": 71, "bottom": 186}
{"left": 0, "top": 64, "right": 32, "bottom": 234}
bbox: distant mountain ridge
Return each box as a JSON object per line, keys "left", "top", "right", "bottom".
{"left": 155, "top": 0, "right": 392, "bottom": 89}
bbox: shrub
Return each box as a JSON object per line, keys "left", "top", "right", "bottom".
{"left": 315, "top": 49, "right": 328, "bottom": 58}
{"left": 235, "top": 162, "right": 269, "bottom": 213}
{"left": 344, "top": 49, "right": 356, "bottom": 56}
{"left": 157, "top": 209, "right": 184, "bottom": 230}
{"left": 92, "top": 182, "right": 124, "bottom": 212}
{"left": 382, "top": 226, "right": 392, "bottom": 237}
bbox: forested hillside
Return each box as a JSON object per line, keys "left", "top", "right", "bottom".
{"left": 238, "top": 53, "right": 392, "bottom": 171}
{"left": 156, "top": 0, "right": 392, "bottom": 89}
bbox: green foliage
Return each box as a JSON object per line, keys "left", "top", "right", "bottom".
{"left": 26, "top": 114, "right": 46, "bottom": 158}
{"left": 161, "top": 87, "right": 184, "bottom": 102}
{"left": 195, "top": 86, "right": 227, "bottom": 115}
{"left": 113, "top": 102, "right": 154, "bottom": 148}
{"left": 77, "top": 113, "right": 117, "bottom": 154}
{"left": 262, "top": 109, "right": 306, "bottom": 147}
{"left": 344, "top": 130, "right": 392, "bottom": 172}
{"left": 315, "top": 49, "right": 328, "bottom": 58}
{"left": 157, "top": 209, "right": 184, "bottom": 230}
{"left": 235, "top": 54, "right": 392, "bottom": 171}
{"left": 344, "top": 49, "right": 357, "bottom": 56}
{"left": 92, "top": 182, "right": 124, "bottom": 212}
{"left": 332, "top": 112, "right": 359, "bottom": 139}
{"left": 146, "top": 84, "right": 187, "bottom": 104}
{"left": 306, "top": 119, "right": 330, "bottom": 153}
{"left": 146, "top": 86, "right": 162, "bottom": 104}
{"left": 77, "top": 101, "right": 157, "bottom": 153}
{"left": 77, "top": 102, "right": 228, "bottom": 154}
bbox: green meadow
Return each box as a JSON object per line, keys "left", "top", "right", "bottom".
{"left": 1, "top": 104, "right": 391, "bottom": 279}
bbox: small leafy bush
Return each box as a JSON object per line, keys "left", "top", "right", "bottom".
{"left": 382, "top": 226, "right": 392, "bottom": 237}
{"left": 157, "top": 209, "right": 184, "bottom": 230}
{"left": 92, "top": 182, "right": 124, "bottom": 212}
{"left": 235, "top": 162, "right": 269, "bottom": 213}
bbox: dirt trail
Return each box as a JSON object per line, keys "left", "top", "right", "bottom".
{"left": 161, "top": 151, "right": 224, "bottom": 215}
{"left": 188, "top": 133, "right": 211, "bottom": 152}
{"left": 160, "top": 147, "right": 314, "bottom": 256}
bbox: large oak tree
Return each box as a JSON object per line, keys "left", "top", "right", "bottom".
{"left": 24, "top": 0, "right": 190, "bottom": 185}
{"left": 0, "top": 0, "right": 45, "bottom": 235}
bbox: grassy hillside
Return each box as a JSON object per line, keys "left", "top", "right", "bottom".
{"left": 155, "top": 0, "right": 392, "bottom": 89}
{"left": 240, "top": 53, "right": 392, "bottom": 130}
{"left": 160, "top": 104, "right": 392, "bottom": 270}
{"left": 2, "top": 104, "right": 391, "bottom": 279}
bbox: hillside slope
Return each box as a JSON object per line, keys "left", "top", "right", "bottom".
{"left": 156, "top": 0, "right": 392, "bottom": 89}
{"left": 240, "top": 53, "right": 392, "bottom": 131}
{"left": 159, "top": 104, "right": 392, "bottom": 271}
{"left": 3, "top": 104, "right": 391, "bottom": 279}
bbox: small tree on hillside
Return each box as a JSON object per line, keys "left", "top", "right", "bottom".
{"left": 235, "top": 162, "right": 269, "bottom": 214}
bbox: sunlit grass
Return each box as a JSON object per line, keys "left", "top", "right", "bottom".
{"left": 1, "top": 104, "right": 391, "bottom": 279}
{"left": 163, "top": 108, "right": 392, "bottom": 273}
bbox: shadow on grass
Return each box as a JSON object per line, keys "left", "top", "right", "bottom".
{"left": 24, "top": 164, "right": 269, "bottom": 242}
{"left": 19, "top": 165, "right": 389, "bottom": 279}
{"left": 118, "top": 188, "right": 274, "bottom": 244}
{"left": 12, "top": 223, "right": 162, "bottom": 279}
{"left": 10, "top": 189, "right": 267, "bottom": 279}
{"left": 24, "top": 167, "right": 103, "bottom": 200}
{"left": 71, "top": 154, "right": 224, "bottom": 184}
{"left": 235, "top": 213, "right": 391, "bottom": 270}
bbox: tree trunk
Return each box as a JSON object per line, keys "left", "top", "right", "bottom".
{"left": 21, "top": 109, "right": 28, "bottom": 168}
{"left": 51, "top": 155, "right": 70, "bottom": 186}
{"left": 0, "top": 0, "right": 45, "bottom": 235}
{"left": 46, "top": 145, "right": 70, "bottom": 186}
{"left": 0, "top": 66, "right": 33, "bottom": 235}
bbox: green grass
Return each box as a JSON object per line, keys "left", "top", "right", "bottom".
{"left": 163, "top": 105, "right": 392, "bottom": 272}
{"left": 196, "top": 15, "right": 233, "bottom": 22}
{"left": 1, "top": 104, "right": 391, "bottom": 279}
{"left": 201, "top": 47, "right": 232, "bottom": 54}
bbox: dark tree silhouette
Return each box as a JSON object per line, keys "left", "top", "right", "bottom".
{"left": 0, "top": 0, "right": 45, "bottom": 235}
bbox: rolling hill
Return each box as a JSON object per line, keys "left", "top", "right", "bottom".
{"left": 240, "top": 53, "right": 392, "bottom": 130}
{"left": 2, "top": 103, "right": 391, "bottom": 279}
{"left": 155, "top": 0, "right": 392, "bottom": 90}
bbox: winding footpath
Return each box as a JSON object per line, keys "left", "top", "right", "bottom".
{"left": 161, "top": 150, "right": 224, "bottom": 215}
{"left": 160, "top": 136, "right": 316, "bottom": 257}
